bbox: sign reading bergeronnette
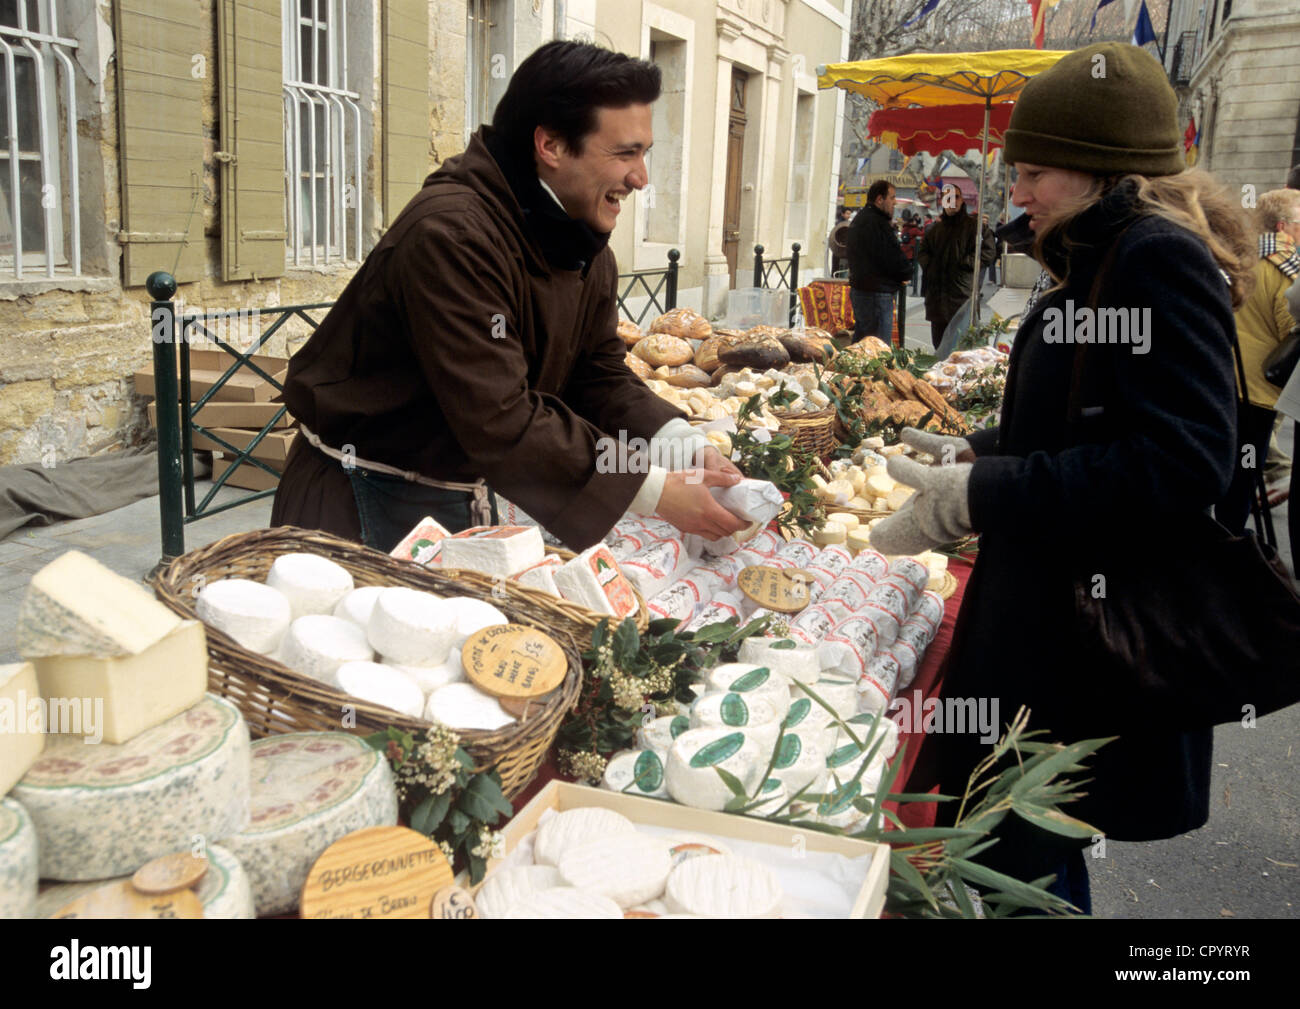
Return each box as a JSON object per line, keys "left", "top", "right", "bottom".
{"left": 464, "top": 624, "right": 566, "bottom": 699}
{"left": 299, "top": 826, "right": 453, "bottom": 920}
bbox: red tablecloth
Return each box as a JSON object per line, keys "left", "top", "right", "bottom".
{"left": 510, "top": 556, "right": 975, "bottom": 821}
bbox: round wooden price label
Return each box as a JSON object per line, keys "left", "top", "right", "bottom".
{"left": 737, "top": 565, "right": 814, "bottom": 613}
{"left": 430, "top": 886, "right": 479, "bottom": 919}
{"left": 300, "top": 826, "right": 454, "bottom": 920}
{"left": 132, "top": 851, "right": 209, "bottom": 895}
{"left": 464, "top": 624, "right": 566, "bottom": 699}
{"left": 52, "top": 880, "right": 204, "bottom": 920}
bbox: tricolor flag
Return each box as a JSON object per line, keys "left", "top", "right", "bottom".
{"left": 1132, "top": 0, "right": 1158, "bottom": 50}
{"left": 1183, "top": 116, "right": 1198, "bottom": 152}
{"left": 1026, "top": 0, "right": 1061, "bottom": 49}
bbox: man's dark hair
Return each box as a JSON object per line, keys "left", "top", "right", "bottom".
{"left": 867, "top": 180, "right": 894, "bottom": 207}
{"left": 493, "top": 41, "right": 661, "bottom": 164}
{"left": 1288, "top": 164, "right": 1300, "bottom": 191}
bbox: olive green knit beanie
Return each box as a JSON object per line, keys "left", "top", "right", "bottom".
{"left": 1004, "top": 42, "right": 1184, "bottom": 177}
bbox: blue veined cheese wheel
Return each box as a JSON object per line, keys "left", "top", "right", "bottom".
{"left": 0, "top": 798, "right": 37, "bottom": 919}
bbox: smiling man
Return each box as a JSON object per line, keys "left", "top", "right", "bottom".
{"left": 273, "top": 41, "right": 746, "bottom": 551}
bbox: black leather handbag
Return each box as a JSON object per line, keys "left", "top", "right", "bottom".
{"left": 1263, "top": 325, "right": 1300, "bottom": 387}
{"left": 1067, "top": 260, "right": 1300, "bottom": 731}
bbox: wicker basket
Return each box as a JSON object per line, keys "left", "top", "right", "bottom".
{"left": 774, "top": 407, "right": 838, "bottom": 461}
{"left": 152, "top": 527, "right": 584, "bottom": 799}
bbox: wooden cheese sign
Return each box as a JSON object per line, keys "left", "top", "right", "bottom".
{"left": 737, "top": 565, "right": 814, "bottom": 613}
{"left": 464, "top": 624, "right": 566, "bottom": 699}
{"left": 299, "top": 826, "right": 454, "bottom": 920}
{"left": 430, "top": 886, "right": 479, "bottom": 919}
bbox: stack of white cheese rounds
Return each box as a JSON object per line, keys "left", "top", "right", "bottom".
{"left": 475, "top": 807, "right": 784, "bottom": 918}
{"left": 193, "top": 553, "right": 516, "bottom": 730}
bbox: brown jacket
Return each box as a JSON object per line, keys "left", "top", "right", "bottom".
{"left": 274, "top": 127, "right": 683, "bottom": 549}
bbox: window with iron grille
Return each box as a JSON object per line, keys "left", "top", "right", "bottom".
{"left": 467, "top": 0, "right": 508, "bottom": 138}
{"left": 282, "top": 0, "right": 362, "bottom": 266}
{"left": 0, "top": 0, "right": 81, "bottom": 279}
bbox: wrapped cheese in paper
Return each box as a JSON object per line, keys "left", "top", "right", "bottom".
{"left": 711, "top": 479, "right": 784, "bottom": 525}
{"left": 620, "top": 537, "right": 692, "bottom": 599}
{"left": 390, "top": 516, "right": 452, "bottom": 566}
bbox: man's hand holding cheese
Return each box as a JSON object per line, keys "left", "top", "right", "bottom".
{"left": 272, "top": 41, "right": 748, "bottom": 550}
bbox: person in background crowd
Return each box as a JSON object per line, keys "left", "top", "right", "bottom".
{"left": 1215, "top": 188, "right": 1300, "bottom": 534}
{"left": 917, "top": 185, "right": 996, "bottom": 349}
{"left": 829, "top": 205, "right": 853, "bottom": 275}
{"left": 876, "top": 42, "right": 1255, "bottom": 915}
{"left": 981, "top": 214, "right": 1002, "bottom": 286}
{"left": 900, "top": 211, "right": 925, "bottom": 295}
{"left": 846, "top": 180, "right": 912, "bottom": 343}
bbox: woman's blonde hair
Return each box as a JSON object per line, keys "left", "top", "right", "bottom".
{"left": 1032, "top": 169, "right": 1256, "bottom": 309}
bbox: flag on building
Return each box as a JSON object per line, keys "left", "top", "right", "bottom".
{"left": 1089, "top": 0, "right": 1118, "bottom": 33}
{"left": 1183, "top": 116, "right": 1198, "bottom": 152}
{"left": 903, "top": 0, "right": 943, "bottom": 28}
{"left": 1132, "top": 0, "right": 1158, "bottom": 50}
{"left": 1027, "top": 0, "right": 1061, "bottom": 49}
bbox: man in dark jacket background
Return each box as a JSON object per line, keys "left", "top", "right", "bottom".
{"left": 846, "top": 180, "right": 912, "bottom": 343}
{"left": 917, "top": 184, "right": 996, "bottom": 350}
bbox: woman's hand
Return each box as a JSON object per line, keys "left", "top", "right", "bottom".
{"left": 657, "top": 468, "right": 748, "bottom": 541}
{"left": 696, "top": 444, "right": 744, "bottom": 479}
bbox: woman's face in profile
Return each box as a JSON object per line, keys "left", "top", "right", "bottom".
{"left": 1012, "top": 163, "right": 1095, "bottom": 231}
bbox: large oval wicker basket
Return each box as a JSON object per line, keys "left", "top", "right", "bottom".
{"left": 774, "top": 407, "right": 838, "bottom": 461}
{"left": 152, "top": 526, "right": 585, "bottom": 799}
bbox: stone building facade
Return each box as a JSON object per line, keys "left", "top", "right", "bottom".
{"left": 0, "top": 0, "right": 847, "bottom": 468}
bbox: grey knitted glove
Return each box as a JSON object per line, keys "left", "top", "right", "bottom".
{"left": 898, "top": 426, "right": 973, "bottom": 465}
{"left": 868, "top": 456, "right": 973, "bottom": 555}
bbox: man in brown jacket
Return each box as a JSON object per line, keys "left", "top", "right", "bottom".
{"left": 273, "top": 42, "right": 746, "bottom": 551}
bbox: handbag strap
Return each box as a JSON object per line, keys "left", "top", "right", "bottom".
{"left": 1066, "top": 226, "right": 1274, "bottom": 546}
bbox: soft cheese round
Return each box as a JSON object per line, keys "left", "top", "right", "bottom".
{"left": 601, "top": 749, "right": 669, "bottom": 798}
{"left": 332, "top": 585, "right": 387, "bottom": 628}
{"left": 36, "top": 842, "right": 255, "bottom": 919}
{"left": 689, "top": 691, "right": 782, "bottom": 753}
{"left": 265, "top": 553, "right": 355, "bottom": 620}
{"left": 665, "top": 727, "right": 764, "bottom": 811}
{"left": 781, "top": 697, "right": 839, "bottom": 752}
{"left": 768, "top": 731, "right": 829, "bottom": 797}
{"left": 559, "top": 834, "right": 673, "bottom": 907}
{"left": 704, "top": 663, "right": 791, "bottom": 720}
{"left": 367, "top": 587, "right": 457, "bottom": 666}
{"left": 424, "top": 682, "right": 516, "bottom": 731}
{"left": 737, "top": 637, "right": 822, "bottom": 684}
{"left": 664, "top": 854, "right": 782, "bottom": 918}
{"left": 533, "top": 807, "right": 636, "bottom": 867}
{"left": 385, "top": 648, "right": 463, "bottom": 695}
{"left": 440, "top": 597, "right": 509, "bottom": 648}
{"left": 474, "top": 865, "right": 563, "bottom": 919}
{"left": 221, "top": 732, "right": 398, "bottom": 916}
{"left": 636, "top": 714, "right": 689, "bottom": 754}
{"left": 13, "top": 695, "right": 251, "bottom": 881}
{"left": 502, "top": 886, "right": 623, "bottom": 919}
{"left": 793, "top": 675, "right": 859, "bottom": 720}
{"left": 279, "top": 615, "right": 373, "bottom": 683}
{"left": 335, "top": 661, "right": 426, "bottom": 718}
{"left": 0, "top": 798, "right": 37, "bottom": 918}
{"left": 195, "top": 578, "right": 292, "bottom": 654}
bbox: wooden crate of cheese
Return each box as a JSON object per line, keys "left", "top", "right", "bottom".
{"left": 474, "top": 781, "right": 889, "bottom": 919}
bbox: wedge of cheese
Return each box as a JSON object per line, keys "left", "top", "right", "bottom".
{"left": 0, "top": 664, "right": 44, "bottom": 795}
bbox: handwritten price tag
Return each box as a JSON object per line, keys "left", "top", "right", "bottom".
{"left": 737, "top": 565, "right": 813, "bottom": 613}
{"left": 464, "top": 624, "right": 566, "bottom": 699}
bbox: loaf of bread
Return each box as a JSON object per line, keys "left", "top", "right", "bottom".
{"left": 625, "top": 352, "right": 654, "bottom": 380}
{"left": 617, "top": 320, "right": 644, "bottom": 347}
{"left": 856, "top": 336, "right": 892, "bottom": 356}
{"left": 649, "top": 307, "right": 712, "bottom": 343}
{"left": 633, "top": 333, "right": 694, "bottom": 366}
{"left": 694, "top": 328, "right": 746, "bottom": 373}
{"left": 662, "top": 364, "right": 713, "bottom": 388}
{"left": 718, "top": 335, "right": 790, "bottom": 370}
{"left": 780, "top": 331, "right": 835, "bottom": 363}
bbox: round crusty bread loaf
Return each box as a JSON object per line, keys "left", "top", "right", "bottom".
{"left": 617, "top": 319, "right": 643, "bottom": 347}
{"left": 780, "top": 331, "right": 834, "bottom": 363}
{"left": 625, "top": 352, "right": 654, "bottom": 380}
{"left": 718, "top": 335, "right": 790, "bottom": 370}
{"left": 694, "top": 328, "right": 747, "bottom": 373}
{"left": 649, "top": 307, "right": 712, "bottom": 343}
{"left": 633, "top": 333, "right": 694, "bottom": 367}
{"left": 663, "top": 364, "right": 712, "bottom": 388}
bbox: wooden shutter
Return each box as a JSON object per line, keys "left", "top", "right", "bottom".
{"left": 113, "top": 0, "right": 206, "bottom": 287}
{"left": 382, "top": 1, "right": 431, "bottom": 227}
{"left": 216, "top": 0, "right": 286, "bottom": 281}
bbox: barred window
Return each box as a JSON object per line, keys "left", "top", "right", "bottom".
{"left": 0, "top": 0, "right": 81, "bottom": 279}
{"left": 282, "top": 0, "right": 361, "bottom": 265}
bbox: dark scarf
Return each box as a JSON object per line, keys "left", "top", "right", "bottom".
{"left": 483, "top": 127, "right": 610, "bottom": 276}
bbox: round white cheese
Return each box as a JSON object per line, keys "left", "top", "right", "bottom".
{"left": 13, "top": 696, "right": 251, "bottom": 881}
{"left": 440, "top": 597, "right": 509, "bottom": 648}
{"left": 279, "top": 615, "right": 373, "bottom": 684}
{"left": 768, "top": 731, "right": 830, "bottom": 797}
{"left": 502, "top": 886, "right": 623, "bottom": 919}
{"left": 332, "top": 585, "right": 387, "bottom": 628}
{"left": 663, "top": 834, "right": 734, "bottom": 867}
{"left": 0, "top": 798, "right": 37, "bottom": 918}
{"left": 748, "top": 776, "right": 790, "bottom": 817}
{"left": 221, "top": 732, "right": 398, "bottom": 916}
{"left": 664, "top": 854, "right": 782, "bottom": 918}
{"left": 335, "top": 661, "right": 426, "bottom": 719}
{"left": 367, "top": 587, "right": 457, "bottom": 666}
{"left": 558, "top": 834, "right": 673, "bottom": 907}
{"left": 601, "top": 749, "right": 669, "bottom": 798}
{"left": 793, "top": 676, "right": 859, "bottom": 720}
{"left": 781, "top": 697, "right": 839, "bottom": 752}
{"left": 474, "top": 865, "right": 562, "bottom": 919}
{"left": 35, "top": 842, "right": 255, "bottom": 919}
{"left": 195, "top": 578, "right": 292, "bottom": 654}
{"left": 424, "top": 682, "right": 516, "bottom": 731}
{"left": 265, "top": 553, "right": 355, "bottom": 620}
{"left": 385, "top": 647, "right": 463, "bottom": 695}
{"left": 704, "top": 662, "right": 791, "bottom": 721}
{"left": 635, "top": 714, "right": 689, "bottom": 754}
{"left": 688, "top": 691, "right": 782, "bottom": 753}
{"left": 737, "top": 637, "right": 821, "bottom": 684}
{"left": 533, "top": 807, "right": 636, "bottom": 867}
{"left": 665, "top": 727, "right": 764, "bottom": 811}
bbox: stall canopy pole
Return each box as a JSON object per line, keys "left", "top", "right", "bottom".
{"left": 968, "top": 98, "right": 991, "bottom": 331}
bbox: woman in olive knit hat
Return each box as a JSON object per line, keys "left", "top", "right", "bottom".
{"left": 874, "top": 43, "right": 1256, "bottom": 914}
